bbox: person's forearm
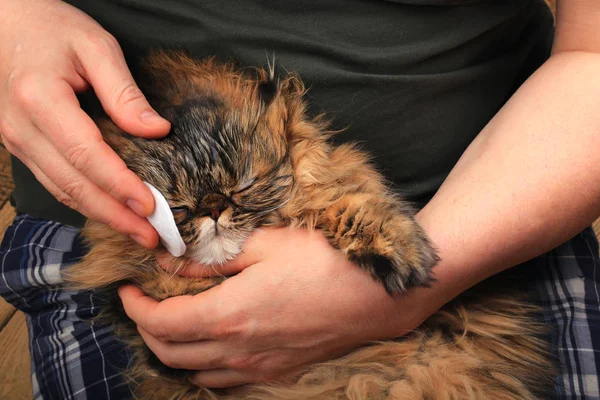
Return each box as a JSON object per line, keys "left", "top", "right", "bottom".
{"left": 414, "top": 50, "right": 600, "bottom": 310}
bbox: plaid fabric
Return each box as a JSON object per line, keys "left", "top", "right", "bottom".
{"left": 531, "top": 227, "right": 600, "bottom": 399}
{"left": 1, "top": 214, "right": 599, "bottom": 399}
{"left": 0, "top": 215, "right": 131, "bottom": 400}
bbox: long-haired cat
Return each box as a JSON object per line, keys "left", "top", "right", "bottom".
{"left": 65, "top": 51, "right": 555, "bottom": 400}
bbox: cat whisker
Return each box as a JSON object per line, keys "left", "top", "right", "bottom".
{"left": 171, "top": 261, "right": 187, "bottom": 277}
{"left": 164, "top": 265, "right": 184, "bottom": 284}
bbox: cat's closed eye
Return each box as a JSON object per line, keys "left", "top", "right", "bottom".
{"left": 233, "top": 177, "right": 256, "bottom": 194}
{"left": 170, "top": 207, "right": 191, "bottom": 224}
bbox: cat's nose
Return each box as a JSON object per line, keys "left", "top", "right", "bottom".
{"left": 201, "top": 193, "right": 228, "bottom": 222}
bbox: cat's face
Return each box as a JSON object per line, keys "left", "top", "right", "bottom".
{"left": 103, "top": 93, "right": 294, "bottom": 264}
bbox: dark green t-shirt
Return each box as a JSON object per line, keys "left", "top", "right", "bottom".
{"left": 10, "top": 0, "right": 554, "bottom": 228}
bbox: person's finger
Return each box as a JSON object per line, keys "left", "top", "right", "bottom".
{"left": 157, "top": 228, "right": 273, "bottom": 277}
{"left": 137, "top": 326, "right": 227, "bottom": 370}
{"left": 190, "top": 369, "right": 258, "bottom": 388}
{"left": 72, "top": 32, "right": 170, "bottom": 138}
{"left": 12, "top": 132, "right": 158, "bottom": 246}
{"left": 156, "top": 250, "right": 259, "bottom": 278}
{"left": 26, "top": 79, "right": 156, "bottom": 217}
{"left": 118, "top": 284, "right": 220, "bottom": 342}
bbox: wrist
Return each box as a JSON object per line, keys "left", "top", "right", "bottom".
{"left": 365, "top": 208, "right": 491, "bottom": 338}
{"left": 362, "top": 264, "right": 462, "bottom": 340}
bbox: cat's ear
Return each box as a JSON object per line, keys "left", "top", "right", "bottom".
{"left": 261, "top": 71, "right": 321, "bottom": 143}
{"left": 257, "top": 59, "right": 304, "bottom": 109}
{"left": 137, "top": 49, "right": 220, "bottom": 110}
{"left": 257, "top": 66, "right": 305, "bottom": 112}
{"left": 278, "top": 75, "right": 305, "bottom": 99}
{"left": 136, "top": 50, "right": 192, "bottom": 102}
{"left": 257, "top": 57, "right": 281, "bottom": 108}
{"left": 257, "top": 79, "right": 278, "bottom": 108}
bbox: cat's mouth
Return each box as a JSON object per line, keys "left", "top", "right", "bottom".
{"left": 198, "top": 193, "right": 230, "bottom": 232}
{"left": 185, "top": 215, "right": 249, "bottom": 265}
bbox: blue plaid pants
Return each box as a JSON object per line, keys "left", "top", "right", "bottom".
{"left": 1, "top": 214, "right": 599, "bottom": 399}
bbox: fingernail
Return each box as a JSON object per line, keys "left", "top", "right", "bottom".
{"left": 139, "top": 109, "right": 166, "bottom": 125}
{"left": 127, "top": 199, "right": 148, "bottom": 217}
{"left": 130, "top": 234, "right": 149, "bottom": 248}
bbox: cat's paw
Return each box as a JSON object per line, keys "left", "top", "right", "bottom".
{"left": 320, "top": 195, "right": 439, "bottom": 294}
{"left": 347, "top": 231, "right": 438, "bottom": 294}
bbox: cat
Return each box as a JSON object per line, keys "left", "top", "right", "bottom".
{"left": 65, "top": 51, "right": 555, "bottom": 400}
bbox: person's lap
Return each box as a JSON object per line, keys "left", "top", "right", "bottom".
{"left": 527, "top": 227, "right": 600, "bottom": 399}
{"left": 0, "top": 214, "right": 131, "bottom": 400}
{"left": 1, "top": 213, "right": 599, "bottom": 399}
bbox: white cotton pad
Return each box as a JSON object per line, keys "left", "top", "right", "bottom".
{"left": 144, "top": 182, "right": 187, "bottom": 257}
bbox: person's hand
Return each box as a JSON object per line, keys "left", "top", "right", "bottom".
{"left": 0, "top": 0, "right": 171, "bottom": 247}
{"left": 119, "top": 227, "right": 444, "bottom": 388}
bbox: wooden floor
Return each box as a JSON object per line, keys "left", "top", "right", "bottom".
{"left": 0, "top": 145, "right": 31, "bottom": 400}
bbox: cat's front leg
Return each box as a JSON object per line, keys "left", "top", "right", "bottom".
{"left": 318, "top": 194, "right": 438, "bottom": 294}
